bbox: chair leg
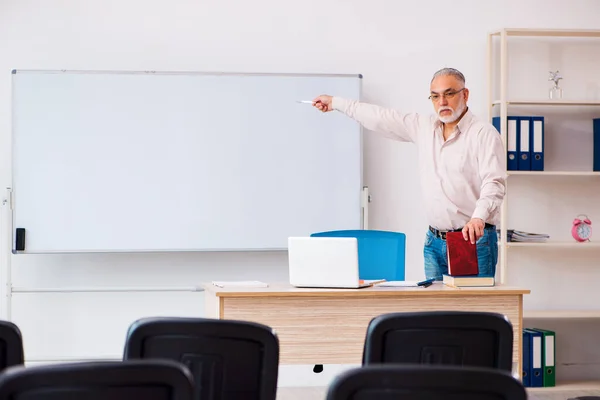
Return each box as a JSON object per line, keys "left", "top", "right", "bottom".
{"left": 313, "top": 364, "right": 323, "bottom": 373}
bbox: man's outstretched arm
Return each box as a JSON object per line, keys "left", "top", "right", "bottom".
{"left": 313, "top": 95, "right": 421, "bottom": 143}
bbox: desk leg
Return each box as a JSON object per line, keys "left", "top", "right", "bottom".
{"left": 518, "top": 294, "right": 523, "bottom": 381}
{"left": 205, "top": 292, "right": 223, "bottom": 318}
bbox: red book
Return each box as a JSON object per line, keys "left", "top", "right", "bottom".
{"left": 446, "top": 231, "right": 479, "bottom": 276}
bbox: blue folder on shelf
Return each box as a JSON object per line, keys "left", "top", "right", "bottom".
{"left": 493, "top": 116, "right": 545, "bottom": 171}
{"left": 594, "top": 118, "right": 600, "bottom": 172}
{"left": 522, "top": 329, "right": 531, "bottom": 387}
{"left": 518, "top": 117, "right": 531, "bottom": 171}
{"left": 530, "top": 116, "right": 544, "bottom": 171}
{"left": 492, "top": 116, "right": 519, "bottom": 171}
{"left": 523, "top": 328, "right": 543, "bottom": 387}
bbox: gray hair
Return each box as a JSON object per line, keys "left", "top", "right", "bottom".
{"left": 431, "top": 68, "right": 465, "bottom": 85}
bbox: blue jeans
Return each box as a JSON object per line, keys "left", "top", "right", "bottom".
{"left": 423, "top": 227, "right": 498, "bottom": 281}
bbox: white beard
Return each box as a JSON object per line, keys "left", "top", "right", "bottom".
{"left": 438, "top": 100, "right": 466, "bottom": 123}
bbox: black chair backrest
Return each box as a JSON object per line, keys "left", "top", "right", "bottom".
{"left": 0, "top": 359, "right": 193, "bottom": 400}
{"left": 0, "top": 321, "right": 24, "bottom": 371}
{"left": 326, "top": 364, "right": 527, "bottom": 400}
{"left": 123, "top": 317, "right": 279, "bottom": 400}
{"left": 362, "top": 311, "right": 513, "bottom": 371}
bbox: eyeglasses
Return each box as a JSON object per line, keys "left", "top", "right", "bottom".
{"left": 428, "top": 88, "right": 465, "bottom": 102}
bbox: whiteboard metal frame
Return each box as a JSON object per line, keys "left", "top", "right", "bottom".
{"left": 9, "top": 69, "right": 366, "bottom": 254}
{"left": 11, "top": 69, "right": 363, "bottom": 78}
{"left": 2, "top": 70, "right": 370, "bottom": 319}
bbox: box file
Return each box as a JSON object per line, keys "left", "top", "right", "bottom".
{"left": 530, "top": 328, "right": 555, "bottom": 387}
{"left": 523, "top": 328, "right": 543, "bottom": 387}
{"left": 530, "top": 116, "right": 544, "bottom": 171}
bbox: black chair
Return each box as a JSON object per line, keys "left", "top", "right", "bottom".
{"left": 0, "top": 321, "right": 24, "bottom": 371}
{"left": 326, "top": 364, "right": 527, "bottom": 400}
{"left": 362, "top": 311, "right": 514, "bottom": 371}
{"left": 0, "top": 359, "right": 193, "bottom": 400}
{"left": 123, "top": 317, "right": 279, "bottom": 400}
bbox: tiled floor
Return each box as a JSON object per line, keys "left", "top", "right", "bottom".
{"left": 277, "top": 387, "right": 326, "bottom": 400}
{"left": 529, "top": 390, "right": 600, "bottom": 400}
{"left": 276, "top": 386, "right": 600, "bottom": 400}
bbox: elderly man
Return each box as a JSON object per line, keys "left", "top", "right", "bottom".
{"left": 312, "top": 67, "right": 506, "bottom": 280}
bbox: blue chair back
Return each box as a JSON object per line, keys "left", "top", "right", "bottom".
{"left": 310, "top": 230, "right": 406, "bottom": 281}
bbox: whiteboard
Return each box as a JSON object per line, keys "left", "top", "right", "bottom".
{"left": 11, "top": 70, "right": 363, "bottom": 253}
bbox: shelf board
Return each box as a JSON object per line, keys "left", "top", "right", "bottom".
{"left": 493, "top": 99, "right": 600, "bottom": 106}
{"left": 524, "top": 310, "right": 600, "bottom": 319}
{"left": 490, "top": 28, "right": 600, "bottom": 38}
{"left": 508, "top": 171, "right": 600, "bottom": 177}
{"left": 526, "top": 380, "right": 600, "bottom": 391}
{"left": 503, "top": 241, "right": 600, "bottom": 248}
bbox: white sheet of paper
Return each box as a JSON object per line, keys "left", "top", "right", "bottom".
{"left": 363, "top": 279, "right": 386, "bottom": 285}
{"left": 211, "top": 281, "right": 268, "bottom": 288}
{"left": 375, "top": 281, "right": 419, "bottom": 287}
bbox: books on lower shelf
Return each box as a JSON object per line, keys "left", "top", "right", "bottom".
{"left": 499, "top": 229, "right": 550, "bottom": 243}
{"left": 442, "top": 275, "right": 495, "bottom": 287}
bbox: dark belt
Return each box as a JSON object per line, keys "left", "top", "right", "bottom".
{"left": 429, "top": 223, "right": 495, "bottom": 240}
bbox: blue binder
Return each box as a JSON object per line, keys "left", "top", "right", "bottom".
{"left": 492, "top": 116, "right": 519, "bottom": 171}
{"left": 530, "top": 116, "right": 544, "bottom": 171}
{"left": 517, "top": 117, "right": 531, "bottom": 171}
{"left": 523, "top": 328, "right": 543, "bottom": 387}
{"left": 594, "top": 118, "right": 600, "bottom": 172}
{"left": 522, "top": 329, "right": 531, "bottom": 387}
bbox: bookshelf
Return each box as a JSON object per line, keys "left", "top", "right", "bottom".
{"left": 487, "top": 27, "right": 600, "bottom": 283}
{"left": 488, "top": 28, "right": 600, "bottom": 391}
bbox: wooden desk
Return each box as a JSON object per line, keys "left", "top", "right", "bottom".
{"left": 204, "top": 282, "right": 530, "bottom": 371}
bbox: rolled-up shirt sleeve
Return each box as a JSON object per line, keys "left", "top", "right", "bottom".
{"left": 472, "top": 127, "right": 507, "bottom": 222}
{"left": 332, "top": 97, "right": 421, "bottom": 143}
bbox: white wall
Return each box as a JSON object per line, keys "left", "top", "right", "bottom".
{"left": 1, "top": 0, "right": 600, "bottom": 386}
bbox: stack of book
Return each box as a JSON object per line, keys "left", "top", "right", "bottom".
{"left": 442, "top": 232, "right": 495, "bottom": 288}
{"left": 443, "top": 274, "right": 494, "bottom": 287}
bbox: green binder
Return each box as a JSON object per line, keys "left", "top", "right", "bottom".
{"left": 530, "top": 328, "right": 556, "bottom": 387}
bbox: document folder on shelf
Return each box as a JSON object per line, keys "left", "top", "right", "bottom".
{"left": 530, "top": 116, "right": 544, "bottom": 171}
{"left": 492, "top": 116, "right": 519, "bottom": 171}
{"left": 518, "top": 117, "right": 531, "bottom": 171}
{"left": 530, "top": 328, "right": 556, "bottom": 387}
{"left": 523, "top": 328, "right": 543, "bottom": 387}
{"left": 594, "top": 118, "right": 600, "bottom": 172}
{"left": 522, "top": 329, "right": 531, "bottom": 387}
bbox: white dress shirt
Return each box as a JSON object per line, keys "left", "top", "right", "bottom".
{"left": 332, "top": 97, "right": 507, "bottom": 231}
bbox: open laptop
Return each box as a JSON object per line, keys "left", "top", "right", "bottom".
{"left": 288, "top": 236, "right": 376, "bottom": 289}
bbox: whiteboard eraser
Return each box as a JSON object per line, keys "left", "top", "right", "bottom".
{"left": 15, "top": 228, "right": 25, "bottom": 251}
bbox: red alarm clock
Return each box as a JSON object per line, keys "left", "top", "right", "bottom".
{"left": 572, "top": 214, "right": 592, "bottom": 242}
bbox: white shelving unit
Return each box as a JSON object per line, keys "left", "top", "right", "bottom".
{"left": 487, "top": 28, "right": 600, "bottom": 391}
{"left": 487, "top": 27, "right": 600, "bottom": 283}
